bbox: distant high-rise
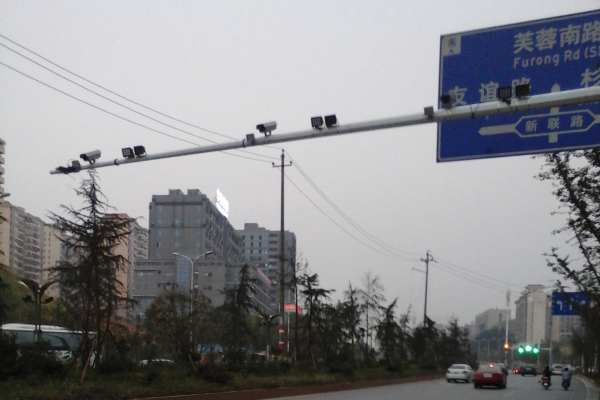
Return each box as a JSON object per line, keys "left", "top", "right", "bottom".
{"left": 0, "top": 202, "right": 61, "bottom": 288}
{"left": 148, "top": 189, "right": 243, "bottom": 263}
{"left": 514, "top": 285, "right": 550, "bottom": 344}
{"left": 236, "top": 223, "right": 296, "bottom": 314}
{"left": 474, "top": 308, "right": 511, "bottom": 337}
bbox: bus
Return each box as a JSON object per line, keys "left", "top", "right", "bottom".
{"left": 1, "top": 323, "right": 91, "bottom": 363}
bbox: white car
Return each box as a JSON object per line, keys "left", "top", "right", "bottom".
{"left": 446, "top": 364, "right": 475, "bottom": 383}
{"left": 552, "top": 364, "right": 564, "bottom": 375}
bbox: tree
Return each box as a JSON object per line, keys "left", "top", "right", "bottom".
{"left": 360, "top": 271, "right": 385, "bottom": 362}
{"left": 145, "top": 290, "right": 215, "bottom": 362}
{"left": 537, "top": 150, "right": 600, "bottom": 361}
{"left": 49, "top": 170, "right": 136, "bottom": 370}
{"left": 299, "top": 272, "right": 332, "bottom": 369}
{"left": 218, "top": 264, "right": 256, "bottom": 354}
{"left": 341, "top": 282, "right": 362, "bottom": 363}
{"left": 438, "top": 320, "right": 474, "bottom": 368}
{"left": 376, "top": 299, "right": 401, "bottom": 368}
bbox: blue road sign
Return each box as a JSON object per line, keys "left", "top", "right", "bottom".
{"left": 438, "top": 10, "right": 600, "bottom": 162}
{"left": 551, "top": 291, "right": 589, "bottom": 316}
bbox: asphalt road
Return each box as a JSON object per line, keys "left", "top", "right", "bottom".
{"left": 271, "top": 375, "right": 598, "bottom": 400}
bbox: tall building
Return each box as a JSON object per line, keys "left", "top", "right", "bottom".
{"left": 514, "top": 284, "right": 550, "bottom": 344}
{"left": 0, "top": 202, "right": 61, "bottom": 286}
{"left": 236, "top": 223, "right": 296, "bottom": 314}
{"left": 148, "top": 189, "right": 243, "bottom": 262}
{"left": 104, "top": 214, "right": 148, "bottom": 320}
{"left": 550, "top": 315, "right": 582, "bottom": 342}
{"left": 474, "top": 308, "right": 511, "bottom": 337}
{"left": 132, "top": 259, "right": 272, "bottom": 319}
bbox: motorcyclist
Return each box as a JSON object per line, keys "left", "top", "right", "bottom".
{"left": 541, "top": 365, "right": 552, "bottom": 386}
{"left": 562, "top": 367, "right": 571, "bottom": 387}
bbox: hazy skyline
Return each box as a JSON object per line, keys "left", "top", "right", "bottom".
{"left": 1, "top": 1, "right": 597, "bottom": 327}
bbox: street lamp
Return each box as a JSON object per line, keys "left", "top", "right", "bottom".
{"left": 173, "top": 250, "right": 213, "bottom": 348}
{"left": 18, "top": 279, "right": 58, "bottom": 342}
{"left": 258, "top": 313, "right": 279, "bottom": 361}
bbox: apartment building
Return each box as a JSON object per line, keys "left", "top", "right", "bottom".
{"left": 148, "top": 189, "right": 243, "bottom": 262}
{"left": 236, "top": 223, "right": 296, "bottom": 314}
{"left": 514, "top": 284, "right": 550, "bottom": 344}
{"left": 0, "top": 202, "right": 61, "bottom": 290}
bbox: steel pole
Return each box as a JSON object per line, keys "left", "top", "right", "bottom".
{"left": 50, "top": 86, "right": 600, "bottom": 175}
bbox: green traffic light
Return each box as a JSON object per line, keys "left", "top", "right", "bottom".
{"left": 525, "top": 345, "right": 532, "bottom": 352}
{"left": 533, "top": 347, "right": 539, "bottom": 354}
{"left": 518, "top": 346, "right": 524, "bottom": 354}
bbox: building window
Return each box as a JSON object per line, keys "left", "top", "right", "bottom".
{"left": 175, "top": 241, "right": 181, "bottom": 248}
{"left": 196, "top": 205, "right": 202, "bottom": 212}
{"left": 156, "top": 242, "right": 161, "bottom": 248}
{"left": 203, "top": 272, "right": 213, "bottom": 277}
{"left": 259, "top": 235, "right": 262, "bottom": 239}
{"left": 175, "top": 229, "right": 181, "bottom": 237}
{"left": 157, "top": 205, "right": 162, "bottom": 213}
{"left": 136, "top": 271, "right": 154, "bottom": 277}
{"left": 157, "top": 218, "right": 162, "bottom": 224}
{"left": 175, "top": 217, "right": 182, "bottom": 226}
{"left": 250, "top": 235, "right": 254, "bottom": 240}
{"left": 195, "top": 217, "right": 201, "bottom": 225}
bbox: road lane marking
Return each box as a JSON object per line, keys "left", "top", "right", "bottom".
{"left": 503, "top": 390, "right": 515, "bottom": 397}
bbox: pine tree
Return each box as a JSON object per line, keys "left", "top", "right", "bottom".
{"left": 49, "top": 170, "right": 136, "bottom": 370}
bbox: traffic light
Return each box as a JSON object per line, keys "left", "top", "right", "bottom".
{"left": 517, "top": 344, "right": 539, "bottom": 354}
{"left": 503, "top": 342, "right": 510, "bottom": 350}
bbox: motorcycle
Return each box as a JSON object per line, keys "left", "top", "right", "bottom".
{"left": 562, "top": 377, "right": 571, "bottom": 390}
{"left": 541, "top": 376, "right": 551, "bottom": 389}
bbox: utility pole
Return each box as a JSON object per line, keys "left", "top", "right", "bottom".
{"left": 505, "top": 290, "right": 510, "bottom": 366}
{"left": 420, "top": 251, "right": 434, "bottom": 324}
{"left": 273, "top": 149, "right": 292, "bottom": 354}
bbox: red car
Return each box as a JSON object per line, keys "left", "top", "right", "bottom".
{"left": 474, "top": 364, "right": 507, "bottom": 389}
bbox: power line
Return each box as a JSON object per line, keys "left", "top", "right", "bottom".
{"left": 0, "top": 61, "right": 271, "bottom": 164}
{"left": 0, "top": 33, "right": 235, "bottom": 141}
{"left": 285, "top": 152, "right": 524, "bottom": 294}
{"left": 434, "top": 256, "right": 524, "bottom": 290}
{"left": 286, "top": 153, "right": 422, "bottom": 260}
{"left": 284, "top": 173, "right": 420, "bottom": 263}
{"left": 432, "top": 261, "right": 521, "bottom": 296}
{"left": 0, "top": 40, "right": 279, "bottom": 162}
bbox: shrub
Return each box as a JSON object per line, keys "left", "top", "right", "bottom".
{"left": 0, "top": 332, "right": 18, "bottom": 379}
{"left": 199, "top": 362, "right": 232, "bottom": 384}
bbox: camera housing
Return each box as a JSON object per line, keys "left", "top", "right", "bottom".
{"left": 80, "top": 150, "right": 101, "bottom": 164}
{"left": 256, "top": 121, "right": 277, "bottom": 135}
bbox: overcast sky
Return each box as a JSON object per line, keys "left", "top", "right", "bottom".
{"left": 1, "top": 1, "right": 597, "bottom": 327}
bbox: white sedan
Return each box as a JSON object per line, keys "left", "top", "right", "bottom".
{"left": 446, "top": 364, "right": 475, "bottom": 383}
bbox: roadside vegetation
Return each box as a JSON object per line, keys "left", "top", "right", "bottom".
{"left": 0, "top": 171, "right": 472, "bottom": 399}
{"left": 537, "top": 150, "right": 600, "bottom": 384}
{"left": 2, "top": 149, "right": 598, "bottom": 399}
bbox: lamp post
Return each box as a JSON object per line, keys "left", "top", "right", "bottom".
{"left": 173, "top": 250, "right": 213, "bottom": 349}
{"left": 259, "top": 313, "right": 279, "bottom": 361}
{"left": 18, "top": 279, "right": 57, "bottom": 342}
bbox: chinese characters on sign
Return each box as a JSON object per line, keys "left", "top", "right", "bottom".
{"left": 438, "top": 10, "right": 600, "bottom": 161}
